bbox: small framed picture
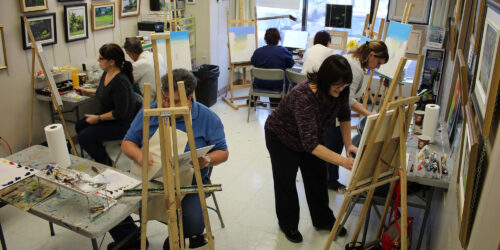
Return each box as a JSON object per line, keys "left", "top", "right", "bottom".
{"left": 21, "top": 13, "right": 57, "bottom": 50}
{"left": 64, "top": 4, "right": 88, "bottom": 42}
{"left": 19, "top": 0, "right": 48, "bottom": 13}
{"left": 327, "top": 30, "right": 348, "bottom": 52}
{"left": 119, "top": 0, "right": 141, "bottom": 18}
{"left": 0, "top": 25, "right": 7, "bottom": 70}
{"left": 91, "top": 2, "right": 115, "bottom": 31}
{"left": 406, "top": 25, "right": 427, "bottom": 54}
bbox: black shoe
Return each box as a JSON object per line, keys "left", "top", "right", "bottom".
{"left": 280, "top": 228, "right": 303, "bottom": 243}
{"left": 328, "top": 181, "right": 346, "bottom": 192}
{"left": 108, "top": 238, "right": 149, "bottom": 250}
{"left": 189, "top": 235, "right": 208, "bottom": 248}
{"left": 315, "top": 224, "right": 348, "bottom": 237}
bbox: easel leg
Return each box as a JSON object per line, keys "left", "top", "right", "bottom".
{"left": 29, "top": 48, "right": 36, "bottom": 147}
{"left": 398, "top": 106, "right": 408, "bottom": 250}
{"left": 91, "top": 238, "right": 98, "bottom": 250}
{"left": 416, "top": 187, "right": 434, "bottom": 250}
{"left": 56, "top": 110, "right": 78, "bottom": 156}
{"left": 375, "top": 179, "right": 397, "bottom": 239}
{"left": 324, "top": 194, "right": 352, "bottom": 250}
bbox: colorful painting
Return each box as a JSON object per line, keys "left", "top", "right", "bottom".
{"left": 157, "top": 31, "right": 192, "bottom": 70}
{"left": 64, "top": 4, "right": 88, "bottom": 42}
{"left": 0, "top": 159, "right": 39, "bottom": 191}
{"left": 447, "top": 79, "right": 462, "bottom": 145}
{"left": 427, "top": 26, "right": 446, "bottom": 49}
{"left": 119, "top": 0, "right": 141, "bottom": 18}
{"left": 377, "top": 21, "right": 412, "bottom": 79}
{"left": 21, "top": 13, "right": 57, "bottom": 50}
{"left": 228, "top": 26, "right": 256, "bottom": 64}
{"left": 20, "top": 0, "right": 48, "bottom": 13}
{"left": 473, "top": 4, "right": 500, "bottom": 136}
{"left": 91, "top": 2, "right": 115, "bottom": 31}
{"left": 0, "top": 177, "right": 56, "bottom": 211}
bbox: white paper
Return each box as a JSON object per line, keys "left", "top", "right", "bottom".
{"left": 94, "top": 169, "right": 141, "bottom": 199}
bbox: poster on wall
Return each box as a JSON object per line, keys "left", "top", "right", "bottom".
{"left": 377, "top": 21, "right": 412, "bottom": 80}
{"left": 228, "top": 26, "right": 256, "bottom": 64}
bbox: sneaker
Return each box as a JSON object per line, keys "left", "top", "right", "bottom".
{"left": 280, "top": 228, "right": 303, "bottom": 243}
{"left": 189, "top": 235, "right": 208, "bottom": 248}
{"left": 328, "top": 181, "right": 346, "bottom": 192}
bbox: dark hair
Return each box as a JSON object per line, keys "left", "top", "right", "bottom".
{"left": 264, "top": 28, "right": 281, "bottom": 45}
{"left": 349, "top": 40, "right": 389, "bottom": 71}
{"left": 313, "top": 30, "right": 331, "bottom": 46}
{"left": 99, "top": 43, "right": 134, "bottom": 84}
{"left": 161, "top": 68, "right": 198, "bottom": 97}
{"left": 123, "top": 37, "right": 143, "bottom": 54}
{"left": 307, "top": 55, "right": 352, "bottom": 104}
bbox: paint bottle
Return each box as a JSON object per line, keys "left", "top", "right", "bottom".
{"left": 71, "top": 68, "right": 79, "bottom": 88}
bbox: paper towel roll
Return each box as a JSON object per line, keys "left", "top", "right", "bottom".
{"left": 44, "top": 124, "right": 71, "bottom": 167}
{"left": 422, "top": 104, "right": 440, "bottom": 143}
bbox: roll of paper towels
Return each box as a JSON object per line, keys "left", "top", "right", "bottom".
{"left": 44, "top": 124, "right": 71, "bottom": 167}
{"left": 422, "top": 104, "right": 440, "bottom": 143}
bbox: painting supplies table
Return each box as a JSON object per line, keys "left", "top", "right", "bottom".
{"left": 36, "top": 89, "right": 95, "bottom": 124}
{"left": 6, "top": 145, "right": 142, "bottom": 250}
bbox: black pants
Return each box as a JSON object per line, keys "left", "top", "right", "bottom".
{"left": 265, "top": 129, "right": 336, "bottom": 230}
{"left": 75, "top": 118, "right": 130, "bottom": 164}
{"left": 324, "top": 124, "right": 343, "bottom": 185}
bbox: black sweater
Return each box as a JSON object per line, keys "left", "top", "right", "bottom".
{"left": 96, "top": 72, "right": 137, "bottom": 122}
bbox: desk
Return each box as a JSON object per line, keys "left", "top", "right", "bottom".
{"left": 36, "top": 90, "right": 95, "bottom": 124}
{"left": 5, "top": 145, "right": 141, "bottom": 250}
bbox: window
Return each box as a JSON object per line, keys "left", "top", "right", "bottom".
{"left": 256, "top": 5, "right": 303, "bottom": 47}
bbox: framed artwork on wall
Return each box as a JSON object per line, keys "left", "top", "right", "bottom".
{"left": 327, "top": 30, "right": 348, "bottom": 51}
{"left": 0, "top": 25, "right": 7, "bottom": 70}
{"left": 388, "top": 0, "right": 432, "bottom": 25}
{"left": 64, "top": 4, "right": 88, "bottom": 42}
{"left": 20, "top": 0, "right": 48, "bottom": 13}
{"left": 21, "top": 13, "right": 57, "bottom": 50}
{"left": 472, "top": 2, "right": 500, "bottom": 137}
{"left": 119, "top": 0, "right": 141, "bottom": 18}
{"left": 91, "top": 2, "right": 115, "bottom": 31}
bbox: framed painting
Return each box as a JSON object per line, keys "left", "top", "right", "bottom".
{"left": 64, "top": 4, "right": 88, "bottom": 42}
{"left": 0, "top": 25, "right": 7, "bottom": 70}
{"left": 457, "top": 101, "right": 481, "bottom": 247}
{"left": 21, "top": 13, "right": 57, "bottom": 50}
{"left": 473, "top": 0, "right": 487, "bottom": 54}
{"left": 119, "top": 0, "right": 141, "bottom": 18}
{"left": 473, "top": 2, "right": 500, "bottom": 137}
{"left": 420, "top": 48, "right": 445, "bottom": 105}
{"left": 388, "top": 0, "right": 432, "bottom": 24}
{"left": 19, "top": 0, "right": 48, "bottom": 13}
{"left": 327, "top": 30, "right": 348, "bottom": 51}
{"left": 91, "top": 2, "right": 115, "bottom": 31}
{"left": 407, "top": 25, "right": 426, "bottom": 54}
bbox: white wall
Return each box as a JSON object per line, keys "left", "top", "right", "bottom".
{"left": 0, "top": 1, "right": 144, "bottom": 156}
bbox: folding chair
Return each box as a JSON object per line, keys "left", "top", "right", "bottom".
{"left": 206, "top": 167, "right": 225, "bottom": 228}
{"left": 247, "top": 68, "right": 286, "bottom": 122}
{"left": 285, "top": 69, "right": 307, "bottom": 92}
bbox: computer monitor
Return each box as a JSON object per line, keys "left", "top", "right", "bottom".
{"left": 282, "top": 30, "right": 309, "bottom": 50}
{"left": 325, "top": 4, "right": 352, "bottom": 29}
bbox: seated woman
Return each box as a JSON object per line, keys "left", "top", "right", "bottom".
{"left": 74, "top": 43, "right": 138, "bottom": 165}
{"left": 251, "top": 28, "right": 294, "bottom": 105}
{"left": 301, "top": 30, "right": 334, "bottom": 74}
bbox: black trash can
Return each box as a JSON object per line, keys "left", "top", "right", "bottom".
{"left": 193, "top": 64, "right": 220, "bottom": 107}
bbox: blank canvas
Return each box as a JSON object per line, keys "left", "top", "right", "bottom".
{"left": 157, "top": 31, "right": 192, "bottom": 70}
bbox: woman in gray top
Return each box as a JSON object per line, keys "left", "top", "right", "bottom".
{"left": 326, "top": 40, "right": 389, "bottom": 191}
{"left": 265, "top": 55, "right": 357, "bottom": 243}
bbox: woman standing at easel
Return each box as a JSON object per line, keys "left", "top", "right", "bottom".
{"left": 326, "top": 40, "right": 389, "bottom": 191}
{"left": 74, "top": 43, "right": 138, "bottom": 165}
{"left": 265, "top": 55, "right": 357, "bottom": 243}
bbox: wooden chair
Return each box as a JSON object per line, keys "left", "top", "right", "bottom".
{"left": 247, "top": 68, "right": 286, "bottom": 122}
{"left": 285, "top": 69, "right": 307, "bottom": 92}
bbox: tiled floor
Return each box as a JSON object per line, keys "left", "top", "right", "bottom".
{"left": 0, "top": 91, "right": 431, "bottom": 249}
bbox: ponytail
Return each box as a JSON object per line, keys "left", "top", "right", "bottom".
{"left": 122, "top": 60, "right": 134, "bottom": 85}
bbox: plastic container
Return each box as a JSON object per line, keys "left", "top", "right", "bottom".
{"left": 193, "top": 65, "right": 220, "bottom": 107}
{"left": 71, "top": 68, "right": 79, "bottom": 88}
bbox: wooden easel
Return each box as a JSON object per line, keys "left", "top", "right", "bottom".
{"left": 361, "top": 3, "right": 420, "bottom": 113}
{"left": 138, "top": 32, "right": 214, "bottom": 250}
{"left": 324, "top": 57, "right": 418, "bottom": 250}
{"left": 362, "top": 0, "right": 386, "bottom": 40}
{"left": 165, "top": 0, "right": 183, "bottom": 32}
{"left": 222, "top": 0, "right": 258, "bottom": 110}
{"left": 24, "top": 16, "right": 78, "bottom": 156}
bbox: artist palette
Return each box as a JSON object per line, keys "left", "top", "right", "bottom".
{"left": 0, "top": 158, "right": 38, "bottom": 190}
{"left": 35, "top": 164, "right": 106, "bottom": 196}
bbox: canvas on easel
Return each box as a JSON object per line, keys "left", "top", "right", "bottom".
{"left": 23, "top": 16, "right": 78, "bottom": 156}
{"left": 228, "top": 26, "right": 256, "bottom": 64}
{"left": 156, "top": 31, "right": 192, "bottom": 70}
{"left": 377, "top": 21, "right": 412, "bottom": 80}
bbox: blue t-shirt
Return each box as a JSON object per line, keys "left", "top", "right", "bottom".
{"left": 124, "top": 101, "right": 227, "bottom": 183}
{"left": 251, "top": 45, "right": 295, "bottom": 91}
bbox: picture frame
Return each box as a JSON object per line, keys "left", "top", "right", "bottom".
{"left": 91, "top": 2, "right": 115, "bottom": 31}
{"left": 186, "top": 0, "right": 196, "bottom": 4}
{"left": 472, "top": 0, "right": 487, "bottom": 54}
{"left": 327, "top": 30, "right": 348, "bottom": 52}
{"left": 119, "top": 0, "right": 140, "bottom": 18}
{"left": 472, "top": 2, "right": 500, "bottom": 137}
{"left": 419, "top": 48, "right": 445, "bottom": 104}
{"left": 457, "top": 101, "right": 481, "bottom": 247}
{"left": 64, "top": 4, "right": 88, "bottom": 42}
{"left": 407, "top": 25, "right": 427, "bottom": 54}
{"left": 388, "top": 0, "right": 432, "bottom": 25}
{"left": 21, "top": 13, "right": 57, "bottom": 50}
{"left": 0, "top": 25, "right": 7, "bottom": 70}
{"left": 427, "top": 25, "right": 446, "bottom": 49}
{"left": 19, "top": 0, "right": 48, "bottom": 13}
